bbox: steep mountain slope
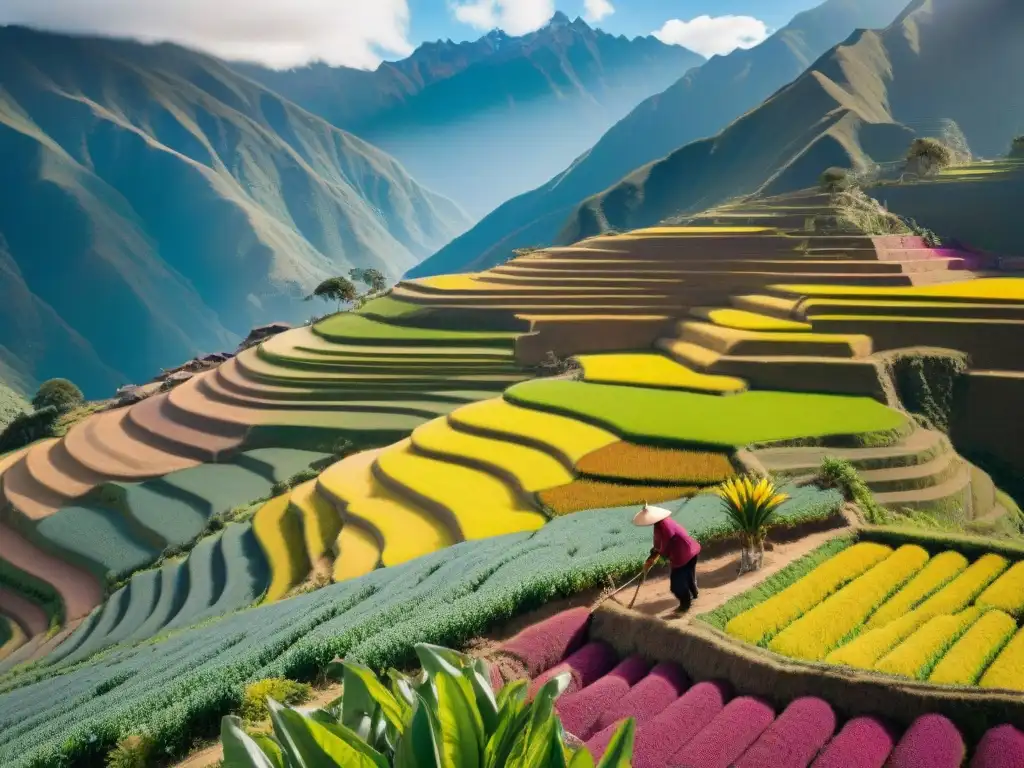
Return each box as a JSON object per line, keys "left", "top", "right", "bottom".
{"left": 0, "top": 26, "right": 471, "bottom": 397}
{"left": 408, "top": 0, "right": 906, "bottom": 277}
{"left": 241, "top": 14, "right": 704, "bottom": 216}
{"left": 561, "top": 0, "right": 1024, "bottom": 241}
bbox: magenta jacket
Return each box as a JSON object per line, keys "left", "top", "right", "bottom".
{"left": 653, "top": 519, "right": 701, "bottom": 568}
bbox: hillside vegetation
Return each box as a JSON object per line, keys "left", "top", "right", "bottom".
{"left": 408, "top": 0, "right": 907, "bottom": 277}
{"left": 560, "top": 0, "right": 1024, "bottom": 241}
{"left": 0, "top": 26, "right": 471, "bottom": 396}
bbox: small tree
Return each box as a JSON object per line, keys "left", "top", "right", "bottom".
{"left": 906, "top": 137, "right": 954, "bottom": 176}
{"left": 714, "top": 475, "right": 789, "bottom": 574}
{"left": 307, "top": 277, "right": 358, "bottom": 312}
{"left": 820, "top": 167, "right": 853, "bottom": 192}
{"left": 1011, "top": 136, "right": 1024, "bottom": 159}
{"left": 349, "top": 267, "right": 387, "bottom": 294}
{"left": 31, "top": 378, "right": 84, "bottom": 414}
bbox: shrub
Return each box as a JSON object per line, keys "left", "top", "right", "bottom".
{"left": 1010, "top": 136, "right": 1024, "bottom": 159}
{"left": 886, "top": 714, "right": 964, "bottom": 768}
{"left": 929, "top": 609, "right": 1017, "bottom": 686}
{"left": 725, "top": 542, "right": 892, "bottom": 646}
{"left": 0, "top": 406, "right": 59, "bottom": 453}
{"left": 240, "top": 678, "right": 311, "bottom": 722}
{"left": 105, "top": 735, "right": 153, "bottom": 768}
{"left": 734, "top": 697, "right": 836, "bottom": 768}
{"left": 671, "top": 696, "right": 774, "bottom": 767}
{"left": 818, "top": 456, "right": 889, "bottom": 524}
{"left": 556, "top": 656, "right": 650, "bottom": 740}
{"left": 714, "top": 476, "right": 789, "bottom": 572}
{"left": 535, "top": 350, "right": 583, "bottom": 379}
{"left": 768, "top": 545, "right": 929, "bottom": 661}
{"left": 906, "top": 137, "right": 955, "bottom": 175}
{"left": 270, "top": 467, "right": 320, "bottom": 498}
{"left": 820, "top": 167, "right": 853, "bottom": 192}
{"left": 626, "top": 680, "right": 727, "bottom": 768}
{"left": 810, "top": 716, "right": 894, "bottom": 768}
{"left": 31, "top": 379, "right": 84, "bottom": 413}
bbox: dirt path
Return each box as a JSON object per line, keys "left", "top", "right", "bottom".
{"left": 171, "top": 527, "right": 847, "bottom": 768}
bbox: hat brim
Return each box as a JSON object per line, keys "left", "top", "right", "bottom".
{"left": 632, "top": 505, "right": 672, "bottom": 526}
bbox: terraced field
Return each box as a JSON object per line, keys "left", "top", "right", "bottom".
{"left": 487, "top": 608, "right": 1023, "bottom": 768}
{"left": 717, "top": 539, "right": 1024, "bottom": 689}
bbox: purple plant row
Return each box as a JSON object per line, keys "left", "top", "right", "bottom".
{"left": 498, "top": 610, "right": 1024, "bottom": 768}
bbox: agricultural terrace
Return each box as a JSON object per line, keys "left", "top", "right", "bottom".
{"left": 712, "top": 537, "right": 1024, "bottom": 690}
{"left": 480, "top": 605, "right": 1024, "bottom": 768}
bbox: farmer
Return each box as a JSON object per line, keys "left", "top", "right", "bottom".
{"left": 633, "top": 503, "right": 701, "bottom": 613}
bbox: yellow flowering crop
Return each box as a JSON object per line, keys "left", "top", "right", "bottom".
{"left": 827, "top": 609, "right": 936, "bottom": 670}
{"left": 333, "top": 524, "right": 381, "bottom": 582}
{"left": 979, "top": 627, "right": 1024, "bottom": 692}
{"left": 289, "top": 480, "right": 341, "bottom": 564}
{"left": 577, "top": 352, "right": 746, "bottom": 393}
{"left": 913, "top": 554, "right": 1009, "bottom": 616}
{"left": 874, "top": 608, "right": 983, "bottom": 680}
{"left": 253, "top": 496, "right": 310, "bottom": 602}
{"left": 726, "top": 542, "right": 892, "bottom": 646}
{"left": 929, "top": 610, "right": 1018, "bottom": 686}
{"left": 865, "top": 551, "right": 967, "bottom": 629}
{"left": 976, "top": 561, "right": 1024, "bottom": 618}
{"left": 769, "top": 545, "right": 929, "bottom": 661}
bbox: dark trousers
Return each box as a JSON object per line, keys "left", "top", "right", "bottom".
{"left": 669, "top": 556, "right": 699, "bottom": 612}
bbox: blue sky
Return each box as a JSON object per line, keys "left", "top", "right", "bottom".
{"left": 0, "top": 0, "right": 827, "bottom": 69}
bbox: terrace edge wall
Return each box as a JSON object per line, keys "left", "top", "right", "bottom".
{"left": 952, "top": 372, "right": 1024, "bottom": 477}
{"left": 589, "top": 601, "right": 1024, "bottom": 746}
{"left": 515, "top": 318, "right": 676, "bottom": 366}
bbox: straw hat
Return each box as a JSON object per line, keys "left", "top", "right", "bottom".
{"left": 632, "top": 503, "right": 672, "bottom": 526}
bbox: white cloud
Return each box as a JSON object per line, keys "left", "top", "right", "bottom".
{"left": 0, "top": 0, "right": 413, "bottom": 69}
{"left": 584, "top": 0, "right": 615, "bottom": 23}
{"left": 450, "top": 0, "right": 555, "bottom": 36}
{"left": 652, "top": 15, "right": 769, "bottom": 58}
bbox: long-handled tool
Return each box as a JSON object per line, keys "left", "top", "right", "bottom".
{"left": 591, "top": 568, "right": 647, "bottom": 611}
{"left": 627, "top": 569, "right": 648, "bottom": 609}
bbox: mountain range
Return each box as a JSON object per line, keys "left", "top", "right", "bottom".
{"left": 0, "top": 25, "right": 471, "bottom": 398}
{"left": 407, "top": 0, "right": 909, "bottom": 278}
{"left": 240, "top": 13, "right": 705, "bottom": 217}
{"left": 561, "top": 0, "right": 1024, "bottom": 241}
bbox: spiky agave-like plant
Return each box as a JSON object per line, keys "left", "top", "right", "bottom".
{"left": 715, "top": 476, "right": 789, "bottom": 573}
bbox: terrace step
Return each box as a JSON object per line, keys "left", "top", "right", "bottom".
{"left": 655, "top": 339, "right": 722, "bottom": 371}
{"left": 278, "top": 326, "right": 514, "bottom": 360}
{"left": 125, "top": 389, "right": 242, "bottom": 463}
{"left": 1, "top": 449, "right": 70, "bottom": 520}
{"left": 23, "top": 438, "right": 107, "bottom": 502}
{"left": 858, "top": 451, "right": 961, "bottom": 494}
{"left": 707, "top": 355, "right": 887, "bottom": 400}
{"left": 676, "top": 321, "right": 872, "bottom": 358}
{"left": 755, "top": 428, "right": 948, "bottom": 474}
{"left": 690, "top": 307, "right": 811, "bottom": 332}
{"left": 63, "top": 409, "right": 197, "bottom": 480}
{"left": 729, "top": 294, "right": 802, "bottom": 320}
{"left": 798, "top": 298, "right": 1024, "bottom": 320}
{"left": 495, "top": 259, "right": 951, "bottom": 275}
{"left": 874, "top": 459, "right": 972, "bottom": 517}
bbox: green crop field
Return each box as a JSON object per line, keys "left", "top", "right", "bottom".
{"left": 313, "top": 314, "right": 518, "bottom": 346}
{"left": 504, "top": 380, "right": 908, "bottom": 449}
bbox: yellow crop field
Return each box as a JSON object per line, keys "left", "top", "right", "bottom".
{"left": 774, "top": 278, "right": 1024, "bottom": 301}
{"left": 318, "top": 448, "right": 454, "bottom": 567}
{"left": 827, "top": 609, "right": 936, "bottom": 670}
{"left": 929, "top": 609, "right": 1018, "bottom": 686}
{"left": 725, "top": 542, "right": 893, "bottom": 646}
{"left": 538, "top": 479, "right": 696, "bottom": 516}
{"left": 706, "top": 308, "right": 812, "bottom": 332}
{"left": 577, "top": 353, "right": 746, "bottom": 394}
{"left": 333, "top": 524, "right": 381, "bottom": 582}
{"left": 912, "top": 554, "right": 1009, "bottom": 616}
{"left": 448, "top": 398, "right": 617, "bottom": 464}
{"left": 866, "top": 551, "right": 968, "bottom": 629}
{"left": 625, "top": 226, "right": 771, "bottom": 236}
{"left": 412, "top": 417, "right": 573, "bottom": 492}
{"left": 576, "top": 442, "right": 735, "bottom": 485}
{"left": 375, "top": 443, "right": 546, "bottom": 539}
{"left": 979, "top": 627, "right": 1024, "bottom": 692}
{"left": 874, "top": 608, "right": 983, "bottom": 680}
{"left": 253, "top": 496, "right": 310, "bottom": 603}
{"left": 289, "top": 480, "right": 341, "bottom": 564}
{"left": 976, "top": 561, "right": 1024, "bottom": 618}
{"left": 768, "top": 545, "right": 929, "bottom": 661}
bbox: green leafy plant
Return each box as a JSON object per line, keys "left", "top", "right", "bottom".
{"left": 0, "top": 406, "right": 59, "bottom": 453}
{"left": 350, "top": 268, "right": 388, "bottom": 295}
{"left": 241, "top": 678, "right": 312, "bottom": 722}
{"left": 221, "top": 643, "right": 635, "bottom": 768}
{"left": 905, "top": 137, "right": 954, "bottom": 176}
{"left": 714, "top": 476, "right": 789, "bottom": 573}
